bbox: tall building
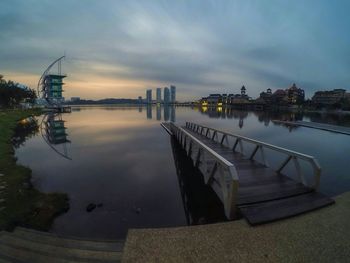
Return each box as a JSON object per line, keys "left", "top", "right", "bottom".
{"left": 156, "top": 88, "right": 162, "bottom": 104}
{"left": 146, "top": 89, "right": 152, "bottom": 104}
{"left": 164, "top": 87, "right": 170, "bottom": 104}
{"left": 170, "top": 85, "right": 176, "bottom": 104}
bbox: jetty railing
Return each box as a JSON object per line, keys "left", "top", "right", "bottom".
{"left": 170, "top": 122, "right": 239, "bottom": 219}
{"left": 185, "top": 122, "right": 321, "bottom": 190}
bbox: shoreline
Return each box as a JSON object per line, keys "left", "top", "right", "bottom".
{"left": 0, "top": 109, "right": 69, "bottom": 231}
{"left": 123, "top": 191, "right": 350, "bottom": 262}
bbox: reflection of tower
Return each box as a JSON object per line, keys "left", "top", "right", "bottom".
{"left": 45, "top": 114, "right": 69, "bottom": 144}
{"left": 170, "top": 106, "right": 176, "bottom": 122}
{"left": 138, "top": 106, "right": 142, "bottom": 113}
{"left": 156, "top": 105, "right": 161, "bottom": 120}
{"left": 239, "top": 118, "right": 244, "bottom": 129}
{"left": 41, "top": 113, "right": 71, "bottom": 160}
{"left": 146, "top": 105, "right": 152, "bottom": 119}
{"left": 164, "top": 105, "right": 170, "bottom": 121}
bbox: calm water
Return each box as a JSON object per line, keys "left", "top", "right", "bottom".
{"left": 15, "top": 106, "right": 350, "bottom": 239}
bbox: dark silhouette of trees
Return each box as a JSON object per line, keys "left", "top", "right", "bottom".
{"left": 0, "top": 74, "right": 37, "bottom": 108}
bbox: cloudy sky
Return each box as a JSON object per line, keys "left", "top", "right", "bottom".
{"left": 1, "top": 0, "right": 349, "bottom": 100}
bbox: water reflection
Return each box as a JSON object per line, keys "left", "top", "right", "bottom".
{"left": 146, "top": 105, "right": 176, "bottom": 122}
{"left": 197, "top": 106, "right": 308, "bottom": 130}
{"left": 146, "top": 105, "right": 152, "bottom": 119}
{"left": 14, "top": 106, "right": 350, "bottom": 239}
{"left": 170, "top": 137, "right": 227, "bottom": 225}
{"left": 41, "top": 113, "right": 72, "bottom": 160}
{"left": 12, "top": 117, "right": 39, "bottom": 148}
{"left": 156, "top": 105, "right": 161, "bottom": 121}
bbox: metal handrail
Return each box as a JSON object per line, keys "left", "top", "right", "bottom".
{"left": 185, "top": 122, "right": 321, "bottom": 190}
{"left": 169, "top": 122, "right": 239, "bottom": 219}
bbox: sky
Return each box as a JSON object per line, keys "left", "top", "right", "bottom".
{"left": 1, "top": 0, "right": 349, "bottom": 101}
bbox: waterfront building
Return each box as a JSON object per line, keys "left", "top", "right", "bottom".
{"left": 207, "top": 94, "right": 222, "bottom": 106}
{"left": 43, "top": 74, "right": 66, "bottom": 104}
{"left": 231, "top": 86, "right": 250, "bottom": 104}
{"left": 156, "top": 88, "right": 162, "bottom": 104}
{"left": 170, "top": 85, "right": 176, "bottom": 104}
{"left": 272, "top": 89, "right": 287, "bottom": 104}
{"left": 164, "top": 87, "right": 170, "bottom": 104}
{"left": 312, "top": 89, "right": 349, "bottom": 105}
{"left": 146, "top": 89, "right": 152, "bottom": 104}
{"left": 286, "top": 83, "right": 304, "bottom": 104}
{"left": 241, "top": 85, "right": 246, "bottom": 96}
{"left": 71, "top": 97, "right": 80, "bottom": 102}
{"left": 259, "top": 88, "right": 273, "bottom": 104}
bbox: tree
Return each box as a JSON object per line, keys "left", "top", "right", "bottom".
{"left": 0, "top": 76, "right": 37, "bottom": 108}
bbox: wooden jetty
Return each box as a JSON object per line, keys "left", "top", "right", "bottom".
{"left": 273, "top": 120, "right": 350, "bottom": 135}
{"left": 162, "top": 122, "right": 334, "bottom": 225}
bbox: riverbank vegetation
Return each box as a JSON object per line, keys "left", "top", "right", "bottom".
{"left": 0, "top": 109, "right": 69, "bottom": 231}
{"left": 0, "top": 75, "right": 36, "bottom": 108}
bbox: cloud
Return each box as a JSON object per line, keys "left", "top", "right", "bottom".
{"left": 0, "top": 0, "right": 349, "bottom": 100}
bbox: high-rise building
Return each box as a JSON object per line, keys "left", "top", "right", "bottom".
{"left": 170, "top": 85, "right": 176, "bottom": 104}
{"left": 156, "top": 88, "right": 162, "bottom": 104}
{"left": 146, "top": 89, "right": 152, "bottom": 104}
{"left": 164, "top": 87, "right": 170, "bottom": 104}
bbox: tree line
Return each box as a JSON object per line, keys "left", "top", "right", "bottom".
{"left": 0, "top": 74, "right": 37, "bottom": 108}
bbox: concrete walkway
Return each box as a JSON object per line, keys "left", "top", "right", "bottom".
{"left": 0, "top": 227, "right": 124, "bottom": 262}
{"left": 122, "top": 192, "right": 350, "bottom": 263}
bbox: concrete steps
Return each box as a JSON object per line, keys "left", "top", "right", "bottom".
{"left": 0, "top": 227, "right": 124, "bottom": 263}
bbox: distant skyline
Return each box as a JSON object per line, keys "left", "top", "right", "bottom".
{"left": 1, "top": 0, "right": 349, "bottom": 101}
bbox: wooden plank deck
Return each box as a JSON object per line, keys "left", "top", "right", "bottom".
{"left": 181, "top": 126, "right": 334, "bottom": 225}
{"left": 273, "top": 120, "right": 350, "bottom": 135}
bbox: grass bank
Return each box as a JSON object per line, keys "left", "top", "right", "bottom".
{"left": 0, "top": 109, "right": 69, "bottom": 231}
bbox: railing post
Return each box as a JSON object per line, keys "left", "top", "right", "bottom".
{"left": 249, "top": 145, "right": 259, "bottom": 160}
{"left": 277, "top": 155, "right": 292, "bottom": 173}
{"left": 293, "top": 156, "right": 307, "bottom": 186}
{"left": 206, "top": 162, "right": 218, "bottom": 185}
{"left": 220, "top": 134, "right": 226, "bottom": 145}
{"left": 188, "top": 140, "right": 193, "bottom": 157}
{"left": 195, "top": 149, "right": 201, "bottom": 168}
{"left": 260, "top": 146, "right": 268, "bottom": 167}
{"left": 238, "top": 139, "right": 243, "bottom": 153}
{"left": 212, "top": 131, "right": 217, "bottom": 141}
